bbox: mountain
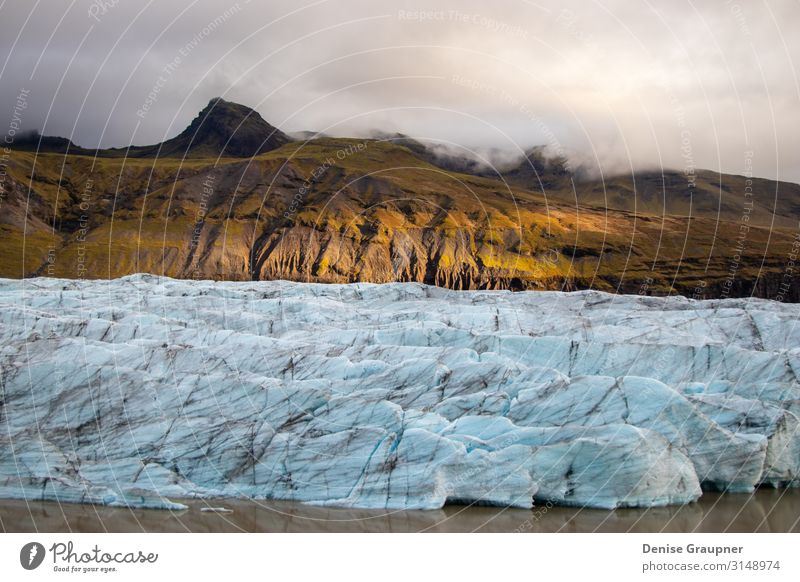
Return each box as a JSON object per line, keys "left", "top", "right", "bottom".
{"left": 126, "top": 97, "right": 292, "bottom": 158}
{"left": 376, "top": 141, "right": 800, "bottom": 229}
{"left": 412, "top": 145, "right": 798, "bottom": 229}
{"left": 9, "top": 98, "right": 291, "bottom": 159}
{"left": 496, "top": 151, "right": 800, "bottom": 229}
{"left": 2, "top": 99, "right": 799, "bottom": 300}
{"left": 500, "top": 146, "right": 572, "bottom": 191}
{"left": 367, "top": 133, "right": 517, "bottom": 177}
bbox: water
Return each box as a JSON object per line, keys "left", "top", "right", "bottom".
{"left": 1, "top": 489, "right": 798, "bottom": 533}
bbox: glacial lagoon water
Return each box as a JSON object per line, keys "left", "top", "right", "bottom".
{"left": 2, "top": 489, "right": 798, "bottom": 533}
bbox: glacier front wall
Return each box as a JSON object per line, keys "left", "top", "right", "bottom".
{"left": 1, "top": 276, "right": 798, "bottom": 510}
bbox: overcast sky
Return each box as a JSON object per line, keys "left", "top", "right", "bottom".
{"left": 1, "top": 0, "right": 798, "bottom": 181}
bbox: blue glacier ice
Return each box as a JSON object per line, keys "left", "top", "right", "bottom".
{"left": 0, "top": 275, "right": 798, "bottom": 510}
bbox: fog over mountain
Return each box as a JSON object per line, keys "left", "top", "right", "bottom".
{"left": 1, "top": 0, "right": 799, "bottom": 182}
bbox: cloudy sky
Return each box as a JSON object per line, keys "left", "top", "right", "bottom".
{"left": 1, "top": 0, "right": 799, "bottom": 181}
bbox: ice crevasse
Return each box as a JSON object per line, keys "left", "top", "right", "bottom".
{"left": 0, "top": 275, "right": 798, "bottom": 510}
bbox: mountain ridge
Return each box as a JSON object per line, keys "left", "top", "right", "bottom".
{"left": 9, "top": 98, "right": 291, "bottom": 159}
{"left": 2, "top": 99, "right": 798, "bottom": 300}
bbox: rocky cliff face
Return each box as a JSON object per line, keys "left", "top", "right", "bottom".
{"left": 2, "top": 101, "right": 798, "bottom": 301}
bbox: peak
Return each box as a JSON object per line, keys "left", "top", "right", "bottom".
{"left": 202, "top": 97, "right": 246, "bottom": 111}
{"left": 158, "top": 98, "right": 291, "bottom": 158}
{"left": 195, "top": 98, "right": 260, "bottom": 121}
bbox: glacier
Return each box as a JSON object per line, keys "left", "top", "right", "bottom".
{"left": 0, "top": 275, "right": 798, "bottom": 511}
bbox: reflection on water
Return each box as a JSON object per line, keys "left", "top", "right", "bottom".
{"left": 1, "top": 489, "right": 798, "bottom": 533}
